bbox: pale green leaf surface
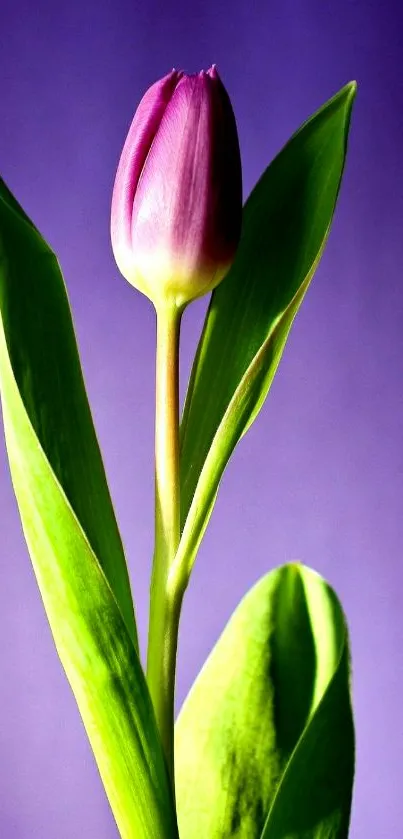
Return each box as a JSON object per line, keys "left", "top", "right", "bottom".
{"left": 173, "top": 83, "right": 356, "bottom": 592}
{"left": 0, "top": 182, "right": 178, "bottom": 838}
{"left": 175, "top": 563, "right": 354, "bottom": 839}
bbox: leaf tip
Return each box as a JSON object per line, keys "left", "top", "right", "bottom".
{"left": 327, "top": 80, "right": 357, "bottom": 121}
{"left": 345, "top": 80, "right": 358, "bottom": 108}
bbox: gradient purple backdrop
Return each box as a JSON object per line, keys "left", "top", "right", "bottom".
{"left": 0, "top": 1, "right": 401, "bottom": 837}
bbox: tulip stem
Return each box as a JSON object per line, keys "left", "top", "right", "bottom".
{"left": 147, "top": 302, "right": 182, "bottom": 792}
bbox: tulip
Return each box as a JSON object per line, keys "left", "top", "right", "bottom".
{"left": 111, "top": 65, "right": 242, "bottom": 309}
{"left": 111, "top": 66, "right": 242, "bottom": 784}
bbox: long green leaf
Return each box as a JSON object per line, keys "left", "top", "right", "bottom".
{"left": 0, "top": 182, "right": 178, "bottom": 838}
{"left": 172, "top": 83, "right": 356, "bottom": 592}
{"left": 175, "top": 563, "right": 354, "bottom": 839}
{"left": 0, "top": 179, "right": 138, "bottom": 648}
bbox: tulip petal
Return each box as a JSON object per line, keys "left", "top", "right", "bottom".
{"left": 131, "top": 75, "right": 212, "bottom": 272}
{"left": 111, "top": 70, "right": 181, "bottom": 278}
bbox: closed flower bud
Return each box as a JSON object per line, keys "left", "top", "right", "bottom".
{"left": 111, "top": 66, "right": 242, "bottom": 309}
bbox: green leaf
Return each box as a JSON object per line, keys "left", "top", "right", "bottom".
{"left": 174, "top": 563, "right": 355, "bottom": 839}
{"left": 0, "top": 181, "right": 178, "bottom": 839}
{"left": 0, "top": 179, "right": 138, "bottom": 649}
{"left": 173, "top": 83, "right": 356, "bottom": 592}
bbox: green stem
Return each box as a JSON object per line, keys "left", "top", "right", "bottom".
{"left": 147, "top": 303, "right": 182, "bottom": 789}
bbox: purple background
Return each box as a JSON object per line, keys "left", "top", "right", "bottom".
{"left": 0, "top": 0, "right": 401, "bottom": 836}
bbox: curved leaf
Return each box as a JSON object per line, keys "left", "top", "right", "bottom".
{"left": 0, "top": 182, "right": 178, "bottom": 838}
{"left": 0, "top": 178, "right": 138, "bottom": 647}
{"left": 172, "top": 83, "right": 356, "bottom": 592}
{"left": 175, "top": 563, "right": 354, "bottom": 839}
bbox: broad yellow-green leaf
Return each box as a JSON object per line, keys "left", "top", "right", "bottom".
{"left": 0, "top": 181, "right": 178, "bottom": 839}
{"left": 172, "top": 83, "right": 356, "bottom": 593}
{"left": 175, "top": 563, "right": 354, "bottom": 839}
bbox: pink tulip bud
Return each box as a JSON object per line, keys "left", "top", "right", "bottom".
{"left": 111, "top": 66, "right": 242, "bottom": 309}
